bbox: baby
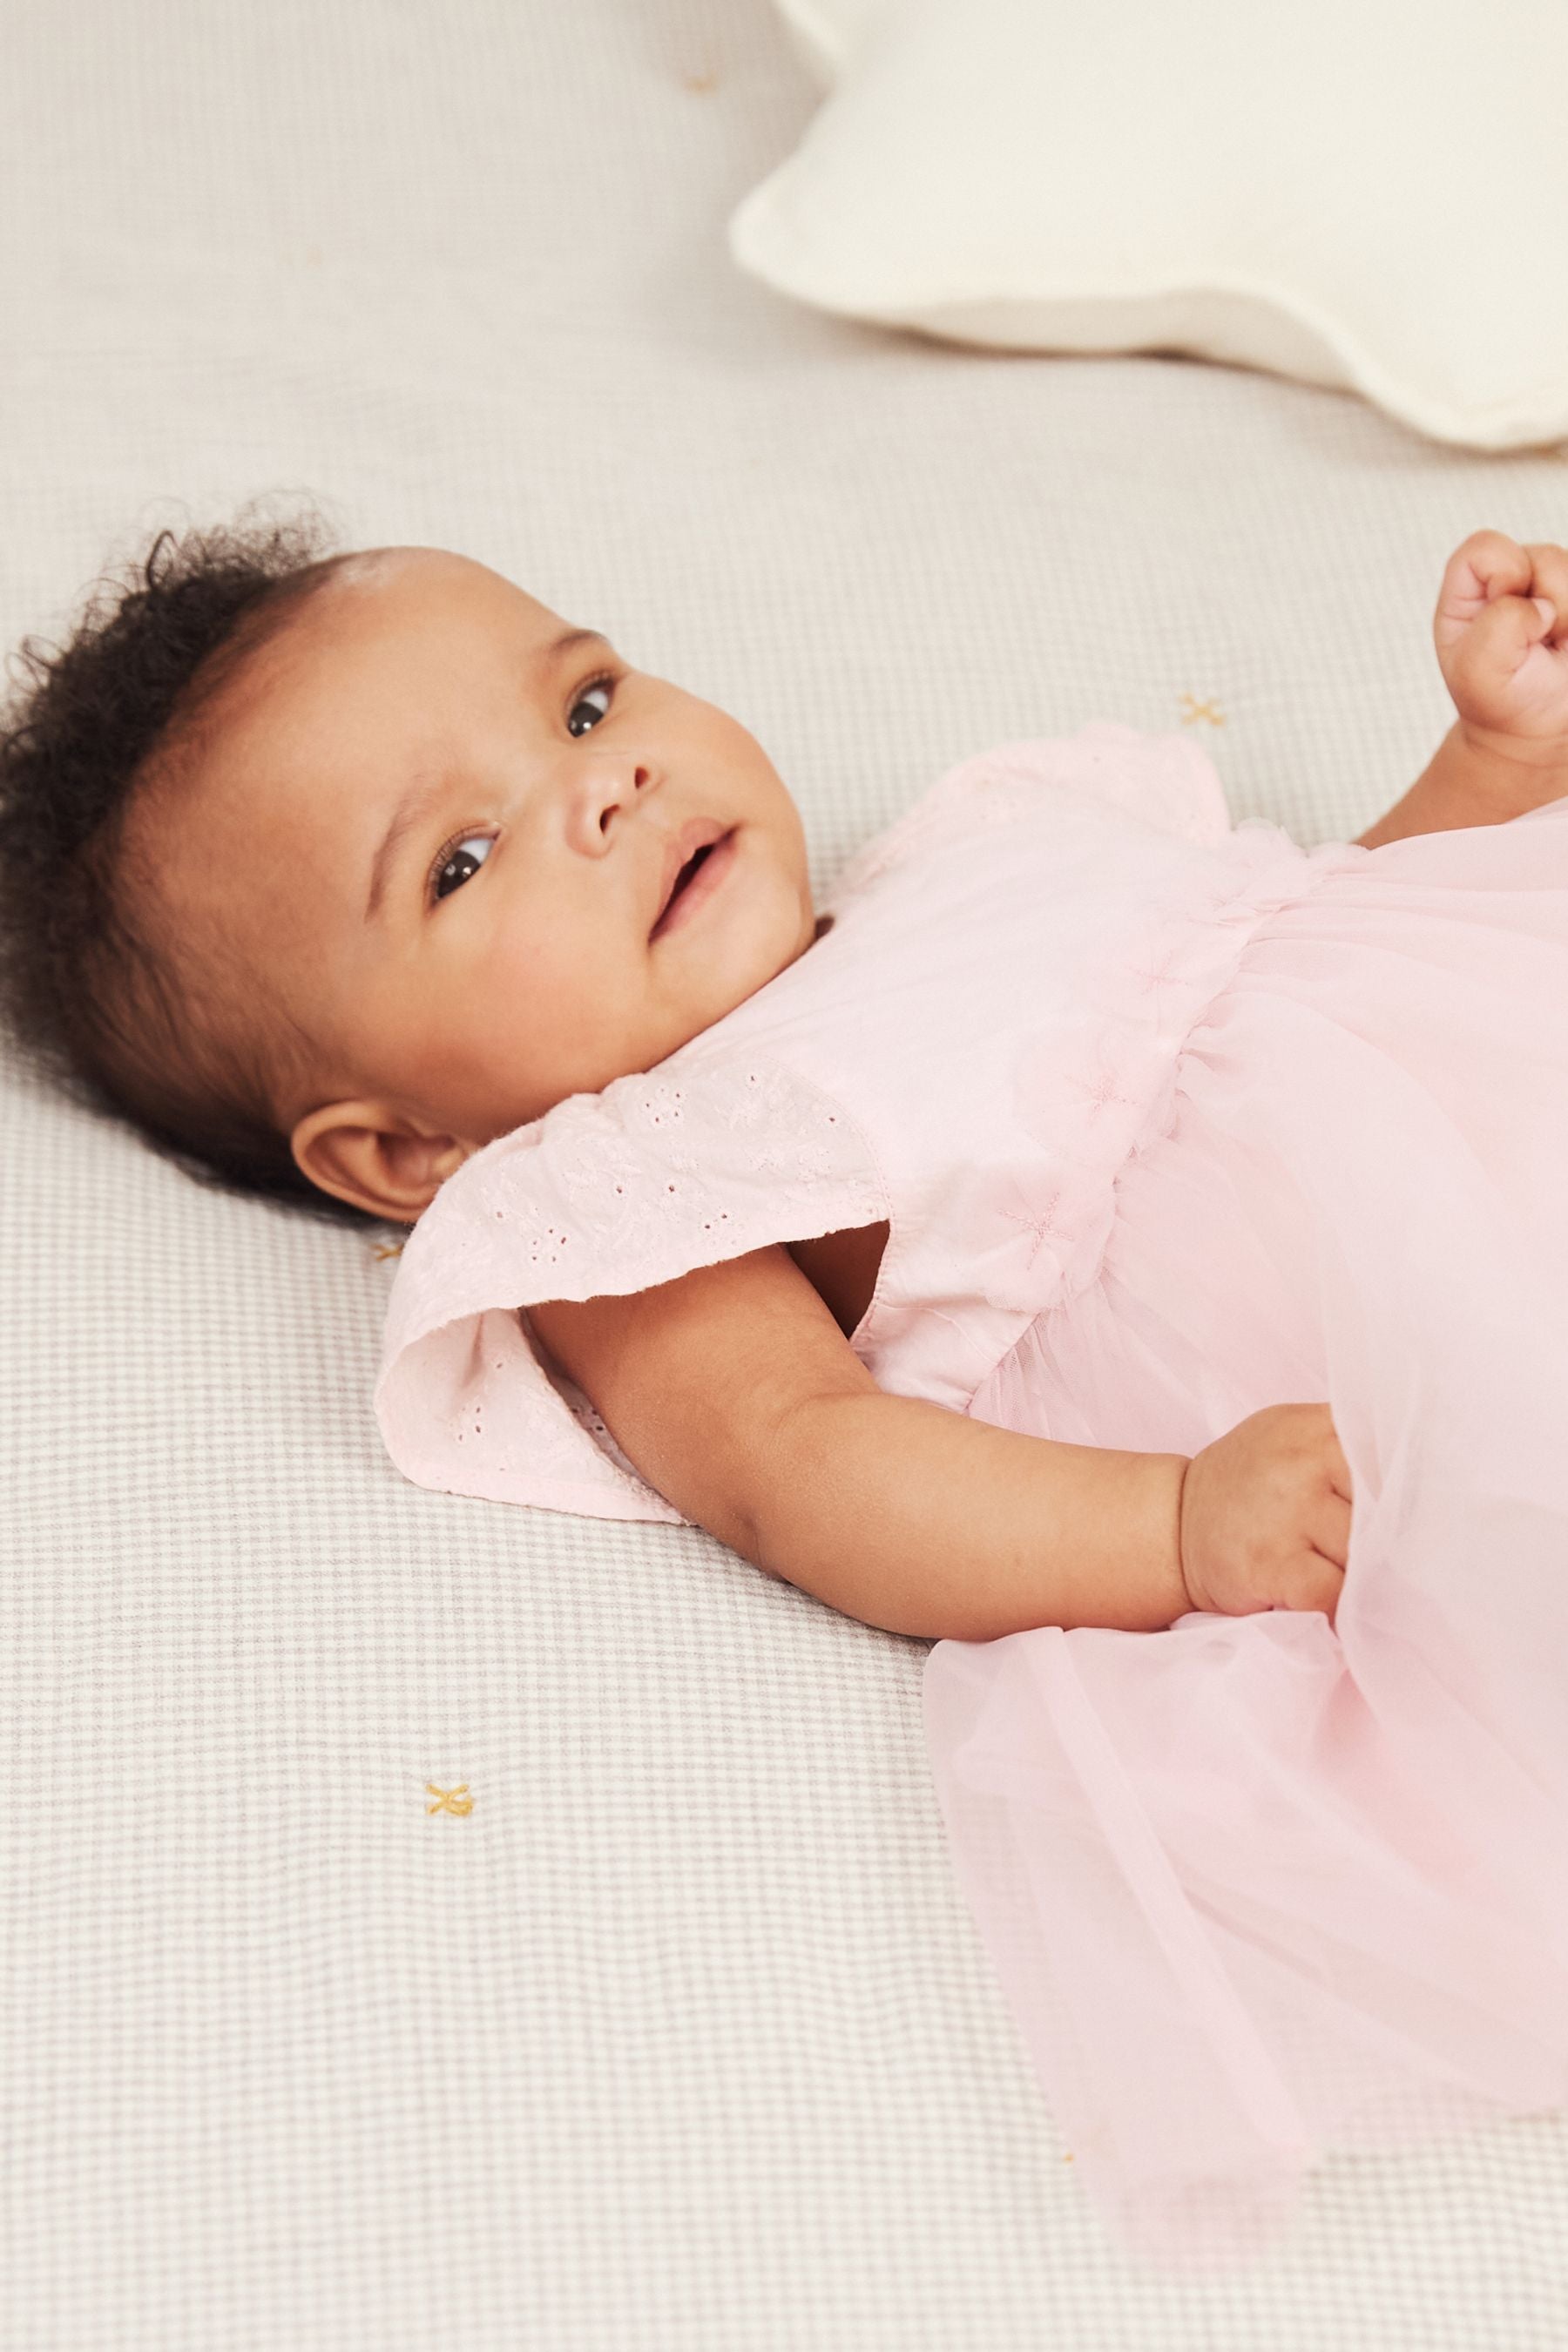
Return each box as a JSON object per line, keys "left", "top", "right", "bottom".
{"left": 1, "top": 524, "right": 1566, "bottom": 1652}
{"left": 9, "top": 517, "right": 1568, "bottom": 2260}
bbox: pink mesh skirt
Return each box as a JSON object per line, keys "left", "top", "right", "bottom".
{"left": 927, "top": 797, "right": 1568, "bottom": 2267}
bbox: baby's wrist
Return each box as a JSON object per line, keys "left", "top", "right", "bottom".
{"left": 1421, "top": 718, "right": 1568, "bottom": 835}
{"left": 1453, "top": 714, "right": 1568, "bottom": 785}
{"left": 1358, "top": 718, "right": 1568, "bottom": 848}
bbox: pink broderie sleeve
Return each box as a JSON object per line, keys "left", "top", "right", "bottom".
{"left": 375, "top": 1053, "right": 886, "bottom": 1524}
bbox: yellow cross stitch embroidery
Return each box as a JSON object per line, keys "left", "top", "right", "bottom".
{"left": 373, "top": 1240, "right": 405, "bottom": 1261}
{"left": 426, "top": 1783, "right": 474, "bottom": 1816}
{"left": 1178, "top": 693, "right": 1226, "bottom": 727}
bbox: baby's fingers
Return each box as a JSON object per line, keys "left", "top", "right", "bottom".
{"left": 1310, "top": 1485, "right": 1353, "bottom": 1573}
{"left": 1284, "top": 1551, "right": 1345, "bottom": 1626}
{"left": 1443, "top": 584, "right": 1558, "bottom": 698}
{"left": 1524, "top": 543, "right": 1568, "bottom": 641}
{"left": 1436, "top": 528, "right": 1532, "bottom": 644}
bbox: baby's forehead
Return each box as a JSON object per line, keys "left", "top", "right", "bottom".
{"left": 329, "top": 544, "right": 463, "bottom": 588}
{"left": 301, "top": 544, "right": 568, "bottom": 655}
{"left": 190, "top": 547, "right": 565, "bottom": 798}
{"left": 324, "top": 543, "right": 543, "bottom": 606}
{"left": 173, "top": 551, "right": 583, "bottom": 829}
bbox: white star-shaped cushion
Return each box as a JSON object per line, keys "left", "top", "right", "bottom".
{"left": 730, "top": 0, "right": 1568, "bottom": 450}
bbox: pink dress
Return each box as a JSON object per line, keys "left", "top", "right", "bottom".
{"left": 376, "top": 724, "right": 1568, "bottom": 2266}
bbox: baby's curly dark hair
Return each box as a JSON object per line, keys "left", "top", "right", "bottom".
{"left": 0, "top": 501, "right": 387, "bottom": 1231}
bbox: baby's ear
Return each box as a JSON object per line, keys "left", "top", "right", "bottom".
{"left": 375, "top": 1121, "right": 472, "bottom": 1212}
{"left": 291, "top": 1101, "right": 471, "bottom": 1224}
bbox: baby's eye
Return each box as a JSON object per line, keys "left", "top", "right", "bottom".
{"left": 566, "top": 677, "right": 614, "bottom": 737}
{"left": 429, "top": 831, "right": 494, "bottom": 905}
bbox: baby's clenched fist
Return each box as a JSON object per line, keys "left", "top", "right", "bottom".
{"left": 1435, "top": 529, "right": 1568, "bottom": 752}
{"left": 1177, "top": 1402, "right": 1352, "bottom": 1625}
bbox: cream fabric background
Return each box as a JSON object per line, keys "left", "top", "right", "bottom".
{"left": 3, "top": 1, "right": 1567, "bottom": 2343}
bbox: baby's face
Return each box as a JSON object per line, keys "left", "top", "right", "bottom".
{"left": 155, "top": 547, "right": 821, "bottom": 1223}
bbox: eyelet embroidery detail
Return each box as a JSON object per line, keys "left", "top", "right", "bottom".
{"left": 380, "top": 1054, "right": 885, "bottom": 1517}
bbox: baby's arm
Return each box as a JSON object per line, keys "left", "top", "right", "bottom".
{"left": 1356, "top": 531, "right": 1568, "bottom": 848}
{"left": 531, "top": 1247, "right": 1186, "bottom": 1639}
{"left": 528, "top": 1251, "right": 1344, "bottom": 1641}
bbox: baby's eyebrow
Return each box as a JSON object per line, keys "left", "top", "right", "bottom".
{"left": 363, "top": 625, "right": 610, "bottom": 923}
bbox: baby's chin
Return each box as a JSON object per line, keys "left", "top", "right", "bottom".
{"left": 440, "top": 906, "right": 834, "bottom": 1140}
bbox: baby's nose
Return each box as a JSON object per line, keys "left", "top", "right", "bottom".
{"left": 600, "top": 761, "right": 653, "bottom": 822}
{"left": 574, "top": 756, "right": 659, "bottom": 846}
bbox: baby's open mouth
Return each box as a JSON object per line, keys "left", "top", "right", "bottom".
{"left": 673, "top": 843, "right": 714, "bottom": 898}
{"left": 650, "top": 828, "right": 735, "bottom": 940}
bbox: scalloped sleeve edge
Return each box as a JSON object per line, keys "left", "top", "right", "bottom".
{"left": 374, "top": 1056, "right": 889, "bottom": 1524}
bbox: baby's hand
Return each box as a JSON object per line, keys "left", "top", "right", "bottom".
{"left": 1178, "top": 1403, "right": 1351, "bottom": 1625}
{"left": 1435, "top": 530, "right": 1568, "bottom": 751}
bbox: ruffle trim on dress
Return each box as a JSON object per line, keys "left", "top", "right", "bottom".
{"left": 929, "top": 821, "right": 1370, "bottom": 1348}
